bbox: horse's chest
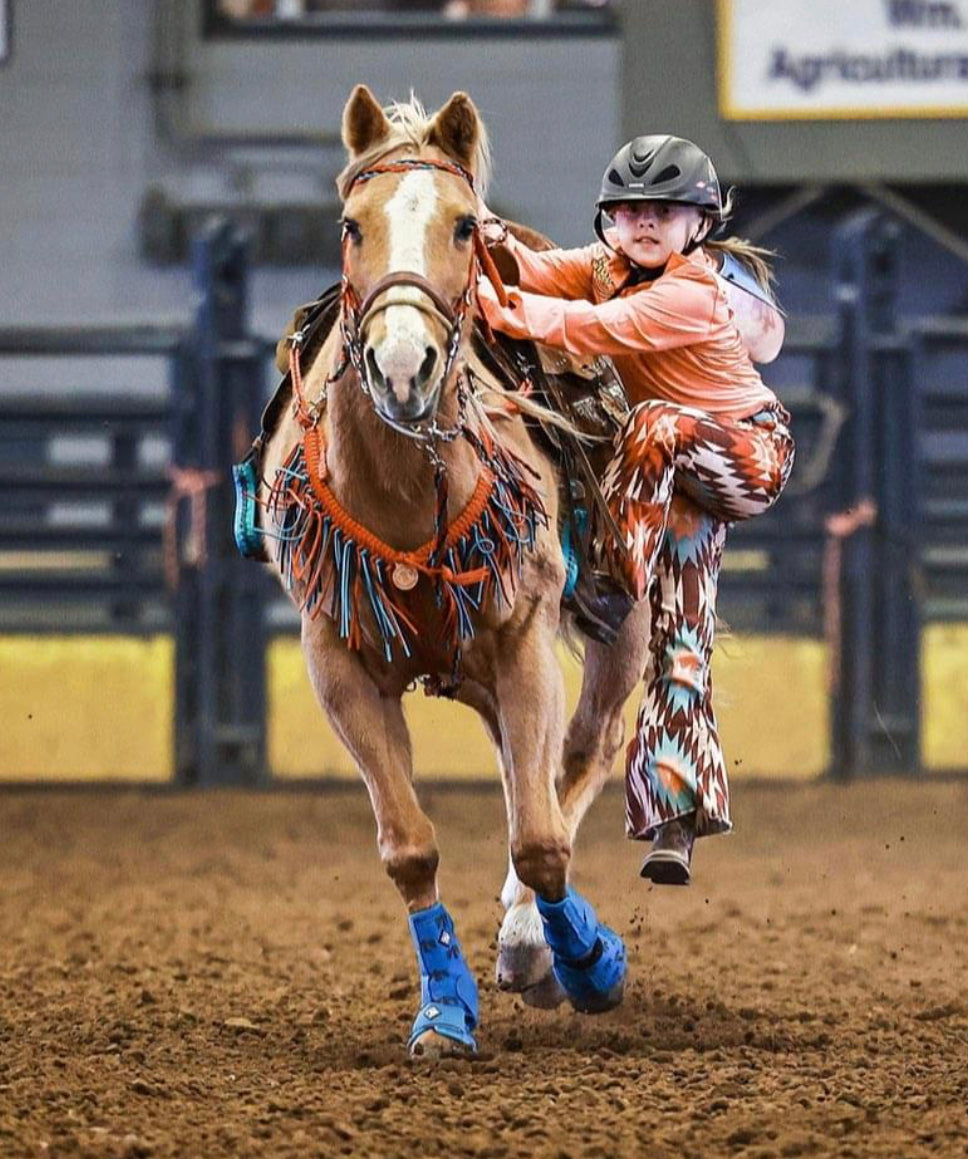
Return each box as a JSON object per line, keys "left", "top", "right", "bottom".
{"left": 265, "top": 426, "right": 549, "bottom": 686}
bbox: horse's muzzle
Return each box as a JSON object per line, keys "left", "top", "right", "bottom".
{"left": 365, "top": 342, "right": 442, "bottom": 424}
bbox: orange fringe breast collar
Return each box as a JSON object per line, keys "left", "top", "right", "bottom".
{"left": 266, "top": 388, "right": 548, "bottom": 687}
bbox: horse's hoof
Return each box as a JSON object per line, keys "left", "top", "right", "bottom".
{"left": 535, "top": 890, "right": 627, "bottom": 1016}
{"left": 409, "top": 1029, "right": 476, "bottom": 1061}
{"left": 497, "top": 900, "right": 551, "bottom": 992}
{"left": 520, "top": 970, "right": 568, "bottom": 1010}
{"left": 495, "top": 940, "right": 554, "bottom": 993}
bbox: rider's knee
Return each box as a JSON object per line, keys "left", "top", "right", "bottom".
{"left": 510, "top": 836, "right": 571, "bottom": 898}
{"left": 625, "top": 400, "right": 679, "bottom": 455}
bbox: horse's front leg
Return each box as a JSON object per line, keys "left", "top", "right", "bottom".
{"left": 458, "top": 675, "right": 562, "bottom": 1005}
{"left": 494, "top": 600, "right": 651, "bottom": 1006}
{"left": 301, "top": 616, "right": 478, "bottom": 1058}
{"left": 494, "top": 594, "right": 626, "bottom": 1015}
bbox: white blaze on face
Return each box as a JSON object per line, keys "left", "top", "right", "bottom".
{"left": 376, "top": 170, "right": 439, "bottom": 400}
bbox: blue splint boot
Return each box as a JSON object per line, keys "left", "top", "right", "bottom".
{"left": 407, "top": 902, "right": 479, "bottom": 1054}
{"left": 535, "top": 887, "right": 626, "bottom": 1014}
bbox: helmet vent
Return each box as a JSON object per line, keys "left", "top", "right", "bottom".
{"left": 627, "top": 151, "right": 654, "bottom": 177}
{"left": 607, "top": 168, "right": 625, "bottom": 187}
{"left": 654, "top": 165, "right": 681, "bottom": 184}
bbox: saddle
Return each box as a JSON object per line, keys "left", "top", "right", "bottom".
{"left": 237, "top": 280, "right": 632, "bottom": 644}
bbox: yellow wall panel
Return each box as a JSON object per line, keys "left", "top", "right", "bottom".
{"left": 922, "top": 623, "right": 968, "bottom": 771}
{"left": 1, "top": 625, "right": 962, "bottom": 782}
{"left": 269, "top": 634, "right": 830, "bottom": 781}
{"left": 0, "top": 636, "right": 173, "bottom": 782}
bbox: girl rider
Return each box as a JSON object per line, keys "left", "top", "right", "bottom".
{"left": 479, "top": 135, "right": 794, "bottom": 885}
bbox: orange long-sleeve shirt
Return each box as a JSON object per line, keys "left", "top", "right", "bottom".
{"left": 481, "top": 237, "right": 779, "bottom": 422}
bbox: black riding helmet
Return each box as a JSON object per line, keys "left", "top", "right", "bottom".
{"left": 594, "top": 135, "right": 724, "bottom": 254}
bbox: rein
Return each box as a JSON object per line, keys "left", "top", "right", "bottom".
{"left": 267, "top": 155, "right": 545, "bottom": 693}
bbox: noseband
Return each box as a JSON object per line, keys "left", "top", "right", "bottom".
{"left": 288, "top": 156, "right": 507, "bottom": 450}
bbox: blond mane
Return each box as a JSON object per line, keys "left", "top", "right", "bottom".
{"left": 337, "top": 94, "right": 493, "bottom": 202}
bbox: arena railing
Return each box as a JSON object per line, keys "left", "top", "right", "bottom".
{"left": 2, "top": 209, "right": 962, "bottom": 783}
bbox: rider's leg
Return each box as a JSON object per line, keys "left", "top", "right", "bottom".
{"left": 599, "top": 400, "right": 795, "bottom": 600}
{"left": 598, "top": 402, "right": 794, "bottom": 883}
{"left": 629, "top": 497, "right": 731, "bottom": 884}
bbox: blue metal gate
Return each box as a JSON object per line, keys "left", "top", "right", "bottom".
{"left": 0, "top": 209, "right": 964, "bottom": 782}
{"left": 0, "top": 220, "right": 270, "bottom": 785}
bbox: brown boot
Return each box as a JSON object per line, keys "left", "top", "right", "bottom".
{"left": 640, "top": 814, "right": 696, "bottom": 886}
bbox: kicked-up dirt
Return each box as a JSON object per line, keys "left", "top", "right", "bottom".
{"left": 0, "top": 780, "right": 966, "bottom": 1158}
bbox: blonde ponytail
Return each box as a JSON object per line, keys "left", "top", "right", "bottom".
{"left": 702, "top": 187, "right": 778, "bottom": 294}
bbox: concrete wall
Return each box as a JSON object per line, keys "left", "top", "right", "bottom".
{"left": 3, "top": 0, "right": 964, "bottom": 335}
{"left": 0, "top": 0, "right": 619, "bottom": 335}
{"left": 0, "top": 3, "right": 185, "bottom": 328}
{"left": 184, "top": 5, "right": 620, "bottom": 249}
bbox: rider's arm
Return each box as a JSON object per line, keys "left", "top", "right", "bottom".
{"left": 480, "top": 267, "right": 718, "bottom": 356}
{"left": 500, "top": 234, "right": 598, "bottom": 301}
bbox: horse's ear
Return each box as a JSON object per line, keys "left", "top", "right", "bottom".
{"left": 342, "top": 84, "right": 391, "bottom": 158}
{"left": 427, "top": 92, "right": 480, "bottom": 171}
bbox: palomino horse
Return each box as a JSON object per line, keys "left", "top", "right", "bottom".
{"left": 258, "top": 86, "right": 650, "bottom": 1056}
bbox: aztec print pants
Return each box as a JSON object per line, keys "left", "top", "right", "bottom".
{"left": 600, "top": 400, "right": 795, "bottom": 841}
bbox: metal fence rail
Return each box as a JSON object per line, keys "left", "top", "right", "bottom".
{"left": 0, "top": 343, "right": 182, "bottom": 633}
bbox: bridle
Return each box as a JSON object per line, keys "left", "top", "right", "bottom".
{"left": 289, "top": 156, "right": 508, "bottom": 457}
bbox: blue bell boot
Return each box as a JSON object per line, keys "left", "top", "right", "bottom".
{"left": 407, "top": 902, "right": 479, "bottom": 1054}
{"left": 535, "top": 887, "right": 626, "bottom": 1014}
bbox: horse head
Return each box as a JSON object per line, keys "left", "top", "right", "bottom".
{"left": 337, "top": 85, "right": 492, "bottom": 427}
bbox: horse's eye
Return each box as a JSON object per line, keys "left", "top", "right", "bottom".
{"left": 454, "top": 215, "right": 477, "bottom": 244}
{"left": 342, "top": 218, "right": 362, "bottom": 244}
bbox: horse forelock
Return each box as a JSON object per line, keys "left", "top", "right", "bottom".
{"left": 336, "top": 95, "right": 491, "bottom": 202}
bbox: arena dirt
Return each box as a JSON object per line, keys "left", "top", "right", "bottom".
{"left": 0, "top": 781, "right": 966, "bottom": 1158}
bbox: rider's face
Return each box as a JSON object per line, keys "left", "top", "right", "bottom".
{"left": 611, "top": 201, "right": 707, "bottom": 269}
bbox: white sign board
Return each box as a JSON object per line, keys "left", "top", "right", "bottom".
{"left": 718, "top": 0, "right": 968, "bottom": 119}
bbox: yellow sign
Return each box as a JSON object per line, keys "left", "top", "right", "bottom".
{"left": 718, "top": 0, "right": 968, "bottom": 120}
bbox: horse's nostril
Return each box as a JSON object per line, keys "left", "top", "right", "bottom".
{"left": 417, "top": 346, "right": 437, "bottom": 387}
{"left": 365, "top": 346, "right": 384, "bottom": 389}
